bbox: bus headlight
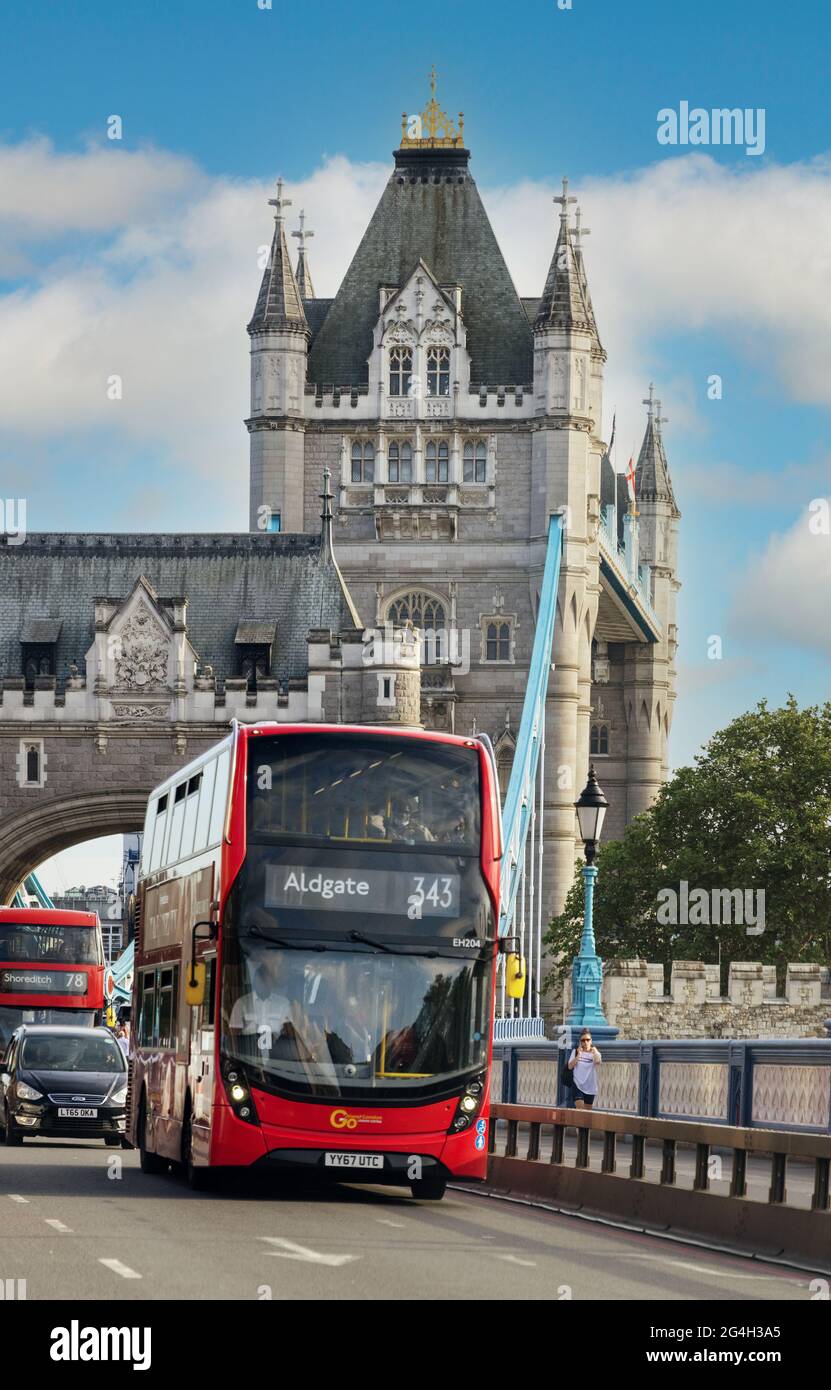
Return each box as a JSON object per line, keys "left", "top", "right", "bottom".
{"left": 448, "top": 1073, "right": 486, "bottom": 1133}
{"left": 16, "top": 1082, "right": 42, "bottom": 1101}
{"left": 221, "top": 1057, "right": 260, "bottom": 1126}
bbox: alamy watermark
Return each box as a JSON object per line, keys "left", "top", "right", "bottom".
{"left": 2, "top": 499, "right": 26, "bottom": 545}
{"left": 656, "top": 881, "right": 765, "bottom": 936}
{"left": 362, "top": 622, "right": 471, "bottom": 676}
{"left": 657, "top": 102, "right": 765, "bottom": 157}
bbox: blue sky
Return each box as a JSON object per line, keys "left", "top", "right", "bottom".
{"left": 2, "top": 0, "right": 830, "bottom": 887}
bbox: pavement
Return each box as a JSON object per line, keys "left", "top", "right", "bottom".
{"left": 0, "top": 1137, "right": 824, "bottom": 1301}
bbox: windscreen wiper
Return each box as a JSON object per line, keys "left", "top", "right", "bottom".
{"left": 347, "top": 930, "right": 426, "bottom": 956}
{"left": 245, "top": 924, "right": 330, "bottom": 952}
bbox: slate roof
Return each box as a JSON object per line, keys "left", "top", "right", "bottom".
{"left": 636, "top": 416, "right": 679, "bottom": 513}
{"left": 0, "top": 534, "right": 358, "bottom": 688}
{"left": 535, "top": 216, "right": 595, "bottom": 334}
{"left": 248, "top": 218, "right": 308, "bottom": 335}
{"left": 295, "top": 247, "right": 315, "bottom": 301}
{"left": 304, "top": 297, "right": 334, "bottom": 348}
{"left": 307, "top": 147, "right": 533, "bottom": 388}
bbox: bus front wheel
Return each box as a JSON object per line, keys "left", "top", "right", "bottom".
{"left": 181, "top": 1106, "right": 211, "bottom": 1191}
{"left": 410, "top": 1175, "right": 446, "bottom": 1201}
{"left": 138, "top": 1095, "right": 167, "bottom": 1175}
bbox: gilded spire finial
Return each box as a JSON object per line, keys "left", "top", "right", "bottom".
{"left": 400, "top": 68, "right": 465, "bottom": 149}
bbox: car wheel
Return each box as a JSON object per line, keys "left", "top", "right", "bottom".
{"left": 3, "top": 1105, "right": 23, "bottom": 1147}
{"left": 137, "top": 1095, "right": 167, "bottom": 1175}
{"left": 410, "top": 1175, "right": 446, "bottom": 1201}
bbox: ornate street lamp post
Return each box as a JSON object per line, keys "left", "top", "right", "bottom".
{"left": 564, "top": 766, "right": 618, "bottom": 1045}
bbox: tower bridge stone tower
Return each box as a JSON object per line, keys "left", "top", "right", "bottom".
{"left": 247, "top": 79, "right": 681, "bottom": 917}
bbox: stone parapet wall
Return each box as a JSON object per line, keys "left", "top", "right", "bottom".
{"left": 588, "top": 959, "right": 831, "bottom": 1040}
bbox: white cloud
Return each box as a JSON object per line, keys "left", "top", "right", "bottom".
{"left": 731, "top": 504, "right": 831, "bottom": 654}
{"left": 1, "top": 138, "right": 831, "bottom": 520}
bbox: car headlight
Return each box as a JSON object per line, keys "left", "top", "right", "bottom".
{"left": 16, "top": 1081, "right": 42, "bottom": 1101}
{"left": 110, "top": 1086, "right": 128, "bottom": 1105}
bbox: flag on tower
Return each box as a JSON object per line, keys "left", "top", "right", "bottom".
{"left": 608, "top": 411, "right": 616, "bottom": 457}
{"left": 625, "top": 454, "right": 637, "bottom": 502}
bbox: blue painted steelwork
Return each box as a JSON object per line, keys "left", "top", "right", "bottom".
{"left": 498, "top": 513, "right": 563, "bottom": 941}
{"left": 494, "top": 514, "right": 563, "bottom": 1040}
{"left": 494, "top": 1037, "right": 831, "bottom": 1134}
{"left": 10, "top": 871, "right": 54, "bottom": 910}
{"left": 110, "top": 940, "right": 134, "bottom": 1006}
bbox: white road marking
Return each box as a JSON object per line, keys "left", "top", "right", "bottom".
{"left": 260, "top": 1237, "right": 358, "bottom": 1267}
{"left": 99, "top": 1258, "right": 142, "bottom": 1280}
{"left": 44, "top": 1219, "right": 72, "bottom": 1233}
{"left": 376, "top": 1218, "right": 406, "bottom": 1229}
{"left": 621, "top": 1254, "right": 781, "bottom": 1279}
{"left": 494, "top": 1253, "right": 537, "bottom": 1268}
{"left": 7, "top": 1194, "right": 28, "bottom": 1203}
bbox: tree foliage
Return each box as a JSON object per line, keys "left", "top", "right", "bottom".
{"left": 543, "top": 698, "right": 831, "bottom": 989}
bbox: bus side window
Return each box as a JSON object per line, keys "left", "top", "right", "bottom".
{"left": 179, "top": 773, "right": 202, "bottom": 859}
{"left": 203, "top": 957, "right": 217, "bottom": 1028}
{"left": 193, "top": 759, "right": 217, "bottom": 853}
{"left": 156, "top": 967, "right": 178, "bottom": 1050}
{"left": 149, "top": 796, "right": 168, "bottom": 873}
{"left": 138, "top": 970, "right": 157, "bottom": 1046}
{"left": 166, "top": 784, "right": 187, "bottom": 865}
{"left": 208, "top": 749, "right": 231, "bottom": 845}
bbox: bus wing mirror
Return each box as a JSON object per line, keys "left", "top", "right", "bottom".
{"left": 188, "top": 920, "right": 217, "bottom": 1005}
{"left": 505, "top": 952, "right": 527, "bottom": 1000}
{"left": 185, "top": 961, "right": 207, "bottom": 1008}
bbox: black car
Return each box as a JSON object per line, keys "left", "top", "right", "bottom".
{"left": 0, "top": 1025, "right": 128, "bottom": 1147}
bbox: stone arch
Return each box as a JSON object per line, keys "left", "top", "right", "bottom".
{"left": 0, "top": 788, "right": 148, "bottom": 905}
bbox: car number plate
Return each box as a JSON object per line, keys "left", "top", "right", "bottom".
{"left": 324, "top": 1152, "right": 383, "bottom": 1170}
{"left": 57, "top": 1107, "right": 97, "bottom": 1118}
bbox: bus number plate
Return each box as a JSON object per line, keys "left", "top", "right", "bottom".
{"left": 324, "top": 1152, "right": 384, "bottom": 1170}
{"left": 57, "top": 1107, "right": 97, "bottom": 1119}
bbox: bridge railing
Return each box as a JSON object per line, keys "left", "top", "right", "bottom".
{"left": 492, "top": 1037, "right": 831, "bottom": 1134}
{"left": 495, "top": 514, "right": 564, "bottom": 1036}
{"left": 487, "top": 1102, "right": 831, "bottom": 1272}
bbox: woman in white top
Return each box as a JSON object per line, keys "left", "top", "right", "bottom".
{"left": 567, "top": 1028, "right": 602, "bottom": 1109}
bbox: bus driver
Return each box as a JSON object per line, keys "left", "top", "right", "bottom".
{"left": 228, "top": 958, "right": 293, "bottom": 1052}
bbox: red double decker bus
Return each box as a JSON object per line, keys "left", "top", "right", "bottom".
{"left": 130, "top": 722, "right": 509, "bottom": 1198}
{"left": 0, "top": 909, "right": 106, "bottom": 1054}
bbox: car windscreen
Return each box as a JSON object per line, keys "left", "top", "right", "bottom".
{"left": 20, "top": 1034, "right": 124, "bottom": 1073}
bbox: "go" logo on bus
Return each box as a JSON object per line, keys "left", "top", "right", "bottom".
{"left": 330, "top": 1109, "right": 359, "bottom": 1130}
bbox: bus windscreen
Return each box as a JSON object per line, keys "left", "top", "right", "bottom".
{"left": 0, "top": 922, "right": 101, "bottom": 966}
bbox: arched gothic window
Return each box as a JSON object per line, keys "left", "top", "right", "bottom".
{"left": 496, "top": 744, "right": 514, "bottom": 800}
{"left": 389, "top": 347, "right": 412, "bottom": 397}
{"left": 351, "top": 440, "right": 375, "bottom": 483}
{"left": 388, "top": 440, "right": 413, "bottom": 483}
{"left": 590, "top": 723, "right": 610, "bottom": 756}
{"left": 463, "top": 439, "right": 487, "bottom": 483}
{"left": 26, "top": 744, "right": 40, "bottom": 784}
{"left": 426, "top": 347, "right": 450, "bottom": 397}
{"left": 386, "top": 591, "right": 447, "bottom": 632}
{"left": 425, "top": 439, "right": 449, "bottom": 483}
